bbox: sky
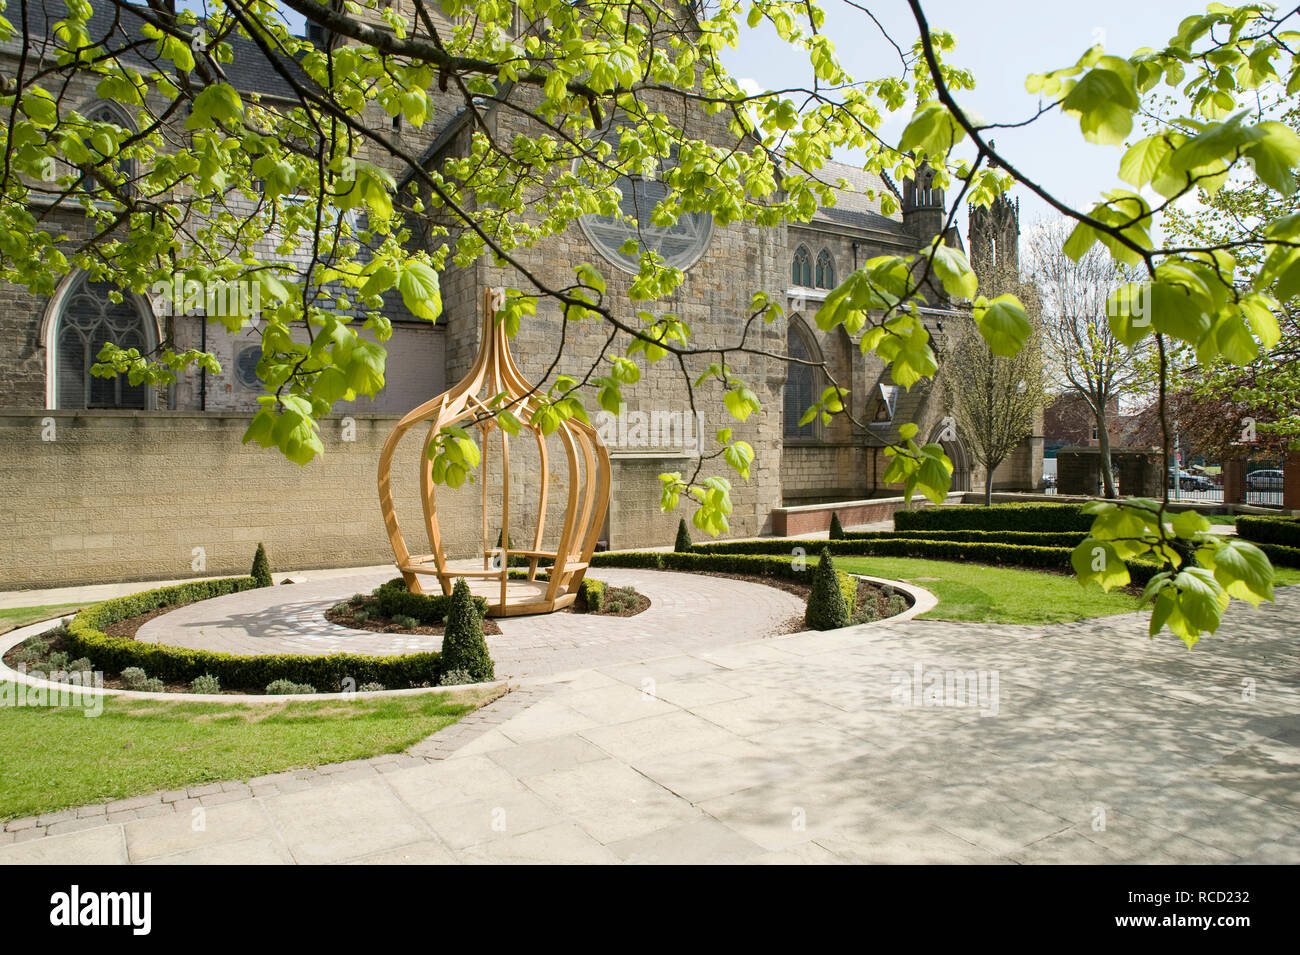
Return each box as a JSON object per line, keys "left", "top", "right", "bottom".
{"left": 719, "top": 0, "right": 1200, "bottom": 233}
{"left": 236, "top": 0, "right": 1209, "bottom": 235}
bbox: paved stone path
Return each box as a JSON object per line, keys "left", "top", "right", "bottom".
{"left": 5, "top": 589, "right": 1298, "bottom": 864}
{"left": 134, "top": 568, "right": 805, "bottom": 679}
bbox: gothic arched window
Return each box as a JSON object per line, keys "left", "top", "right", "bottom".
{"left": 783, "top": 320, "right": 820, "bottom": 440}
{"left": 815, "top": 249, "right": 835, "bottom": 289}
{"left": 576, "top": 121, "right": 713, "bottom": 274}
{"left": 79, "top": 103, "right": 136, "bottom": 195}
{"left": 792, "top": 245, "right": 812, "bottom": 287}
{"left": 52, "top": 275, "right": 153, "bottom": 409}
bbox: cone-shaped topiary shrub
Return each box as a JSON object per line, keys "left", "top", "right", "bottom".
{"left": 829, "top": 512, "right": 845, "bottom": 539}
{"left": 674, "top": 518, "right": 693, "bottom": 552}
{"left": 250, "top": 543, "right": 273, "bottom": 588}
{"left": 805, "top": 548, "right": 850, "bottom": 630}
{"left": 439, "top": 578, "right": 495, "bottom": 683}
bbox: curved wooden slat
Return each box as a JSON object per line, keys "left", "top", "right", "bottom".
{"left": 377, "top": 286, "right": 611, "bottom": 617}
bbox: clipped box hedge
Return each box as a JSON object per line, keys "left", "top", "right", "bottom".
{"left": 894, "top": 503, "right": 1095, "bottom": 532}
{"left": 597, "top": 540, "right": 1161, "bottom": 586}
{"left": 694, "top": 530, "right": 1090, "bottom": 552}
{"left": 1237, "top": 516, "right": 1300, "bottom": 549}
{"left": 1251, "top": 541, "right": 1300, "bottom": 568}
{"left": 370, "top": 577, "right": 488, "bottom": 623}
{"left": 65, "top": 576, "right": 445, "bottom": 692}
{"left": 577, "top": 577, "right": 606, "bottom": 612}
{"left": 593, "top": 549, "right": 826, "bottom": 583}
{"left": 834, "top": 569, "right": 859, "bottom": 612}
{"left": 843, "top": 528, "right": 1089, "bottom": 547}
{"left": 591, "top": 550, "right": 881, "bottom": 622}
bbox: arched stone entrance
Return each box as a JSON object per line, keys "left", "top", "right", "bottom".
{"left": 929, "top": 423, "right": 972, "bottom": 493}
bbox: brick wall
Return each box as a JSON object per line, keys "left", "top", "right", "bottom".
{"left": 1285, "top": 450, "right": 1300, "bottom": 510}
{"left": 772, "top": 493, "right": 963, "bottom": 536}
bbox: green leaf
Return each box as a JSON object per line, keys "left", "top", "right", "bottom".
{"left": 20, "top": 89, "right": 58, "bottom": 127}
{"left": 1195, "top": 538, "right": 1275, "bottom": 608}
{"left": 1071, "top": 539, "right": 1131, "bottom": 591}
{"left": 497, "top": 409, "right": 522, "bottom": 436}
{"left": 972, "top": 295, "right": 1032, "bottom": 357}
{"left": 1062, "top": 221, "right": 1101, "bottom": 261}
{"left": 898, "top": 101, "right": 965, "bottom": 158}
{"left": 1119, "top": 135, "right": 1173, "bottom": 187}
{"left": 186, "top": 82, "right": 244, "bottom": 130}
{"left": 723, "top": 441, "right": 754, "bottom": 479}
{"left": 397, "top": 262, "right": 442, "bottom": 321}
{"left": 930, "top": 242, "right": 978, "bottom": 300}
{"left": 1240, "top": 293, "right": 1281, "bottom": 350}
{"left": 1143, "top": 568, "right": 1230, "bottom": 646}
{"left": 1170, "top": 509, "right": 1210, "bottom": 538}
{"left": 1243, "top": 121, "right": 1300, "bottom": 196}
{"left": 724, "top": 384, "right": 760, "bottom": 421}
{"left": 1060, "top": 58, "right": 1139, "bottom": 145}
{"left": 576, "top": 262, "right": 606, "bottom": 294}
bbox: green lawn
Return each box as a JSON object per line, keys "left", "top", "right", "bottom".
{"left": 836, "top": 556, "right": 1140, "bottom": 623}
{"left": 0, "top": 603, "right": 83, "bottom": 631}
{"left": 837, "top": 553, "right": 1294, "bottom": 628}
{"left": 837, "top": 556, "right": 1297, "bottom": 624}
{"left": 0, "top": 687, "right": 495, "bottom": 820}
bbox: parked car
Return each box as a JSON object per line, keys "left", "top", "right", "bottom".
{"left": 1168, "top": 468, "right": 1214, "bottom": 491}
{"left": 1246, "top": 469, "right": 1285, "bottom": 490}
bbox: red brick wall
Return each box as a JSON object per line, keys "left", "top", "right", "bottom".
{"left": 771, "top": 494, "right": 961, "bottom": 536}
{"left": 1285, "top": 450, "right": 1300, "bottom": 511}
{"left": 1222, "top": 456, "right": 1246, "bottom": 505}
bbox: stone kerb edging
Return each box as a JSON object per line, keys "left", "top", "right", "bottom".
{"left": 0, "top": 620, "right": 510, "bottom": 704}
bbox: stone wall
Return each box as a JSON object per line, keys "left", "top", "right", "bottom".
{"left": 0, "top": 410, "right": 700, "bottom": 589}
{"left": 780, "top": 444, "right": 871, "bottom": 504}
{"left": 0, "top": 411, "right": 429, "bottom": 589}
{"left": 989, "top": 431, "right": 1045, "bottom": 491}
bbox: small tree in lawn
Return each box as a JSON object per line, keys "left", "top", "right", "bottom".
{"left": 674, "top": 518, "right": 693, "bottom": 552}
{"left": 805, "top": 548, "right": 850, "bottom": 631}
{"left": 829, "top": 512, "right": 845, "bottom": 539}
{"left": 440, "top": 578, "right": 495, "bottom": 683}
{"left": 250, "top": 543, "right": 273, "bottom": 588}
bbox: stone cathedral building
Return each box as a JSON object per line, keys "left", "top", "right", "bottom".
{"left": 0, "top": 4, "right": 1040, "bottom": 587}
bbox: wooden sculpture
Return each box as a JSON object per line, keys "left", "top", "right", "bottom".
{"left": 377, "top": 287, "right": 611, "bottom": 617}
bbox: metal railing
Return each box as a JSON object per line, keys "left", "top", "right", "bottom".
{"left": 1038, "top": 484, "right": 1284, "bottom": 507}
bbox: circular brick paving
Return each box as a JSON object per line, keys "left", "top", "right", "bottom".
{"left": 134, "top": 568, "right": 806, "bottom": 678}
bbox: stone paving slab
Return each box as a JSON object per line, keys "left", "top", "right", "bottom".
{"left": 3, "top": 589, "right": 1299, "bottom": 864}
{"left": 132, "top": 568, "right": 805, "bottom": 679}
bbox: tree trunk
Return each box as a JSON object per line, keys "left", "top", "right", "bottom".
{"left": 983, "top": 458, "right": 1003, "bottom": 506}
{"left": 1095, "top": 403, "right": 1117, "bottom": 498}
